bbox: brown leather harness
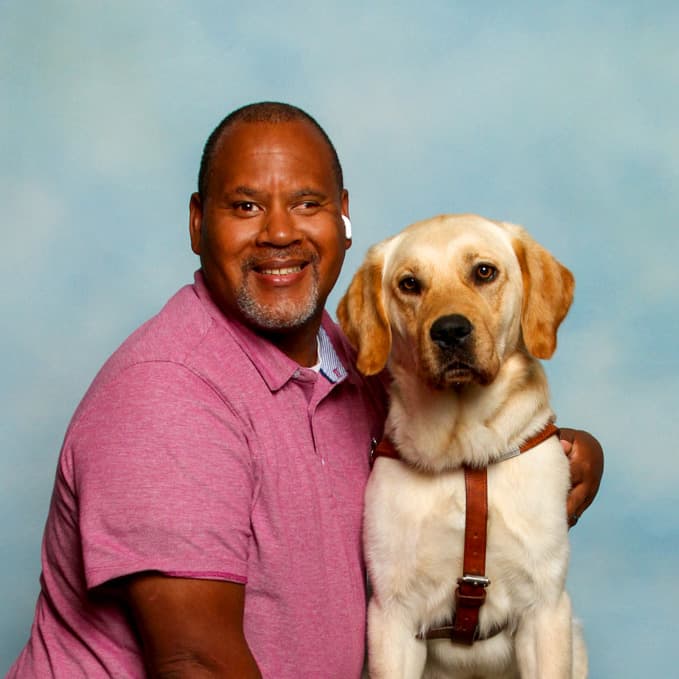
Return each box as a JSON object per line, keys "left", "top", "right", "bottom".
{"left": 370, "top": 421, "right": 560, "bottom": 645}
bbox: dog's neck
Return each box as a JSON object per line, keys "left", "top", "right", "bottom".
{"left": 385, "top": 351, "right": 554, "bottom": 472}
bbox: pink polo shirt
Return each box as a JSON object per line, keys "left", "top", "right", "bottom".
{"left": 9, "top": 272, "right": 386, "bottom": 679}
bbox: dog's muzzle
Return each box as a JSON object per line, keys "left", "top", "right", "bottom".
{"left": 428, "top": 314, "right": 480, "bottom": 386}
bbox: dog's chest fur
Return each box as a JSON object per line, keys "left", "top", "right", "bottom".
{"left": 364, "top": 431, "right": 570, "bottom": 672}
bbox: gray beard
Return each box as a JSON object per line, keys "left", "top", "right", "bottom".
{"left": 235, "top": 267, "right": 321, "bottom": 330}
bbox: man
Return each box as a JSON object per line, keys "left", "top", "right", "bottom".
{"left": 8, "top": 102, "right": 603, "bottom": 678}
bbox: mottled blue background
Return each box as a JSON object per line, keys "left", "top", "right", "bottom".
{"left": 2, "top": 1, "right": 678, "bottom": 675}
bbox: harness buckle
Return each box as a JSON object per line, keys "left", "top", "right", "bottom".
{"left": 457, "top": 574, "right": 490, "bottom": 588}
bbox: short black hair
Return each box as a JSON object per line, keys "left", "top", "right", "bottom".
{"left": 197, "top": 101, "right": 344, "bottom": 200}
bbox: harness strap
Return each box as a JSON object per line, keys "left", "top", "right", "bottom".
{"left": 450, "top": 465, "right": 489, "bottom": 644}
{"left": 370, "top": 422, "right": 559, "bottom": 469}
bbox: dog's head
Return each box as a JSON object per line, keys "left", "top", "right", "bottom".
{"left": 337, "top": 214, "right": 574, "bottom": 389}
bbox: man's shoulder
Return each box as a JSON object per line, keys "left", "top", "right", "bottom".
{"left": 72, "top": 283, "right": 243, "bottom": 418}
{"left": 106, "top": 283, "right": 217, "bottom": 370}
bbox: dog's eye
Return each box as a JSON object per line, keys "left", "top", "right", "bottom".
{"left": 398, "top": 276, "right": 421, "bottom": 294}
{"left": 474, "top": 264, "right": 497, "bottom": 283}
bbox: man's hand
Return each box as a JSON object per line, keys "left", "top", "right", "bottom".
{"left": 560, "top": 428, "right": 604, "bottom": 527}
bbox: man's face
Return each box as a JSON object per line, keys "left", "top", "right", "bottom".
{"left": 190, "top": 120, "right": 350, "bottom": 334}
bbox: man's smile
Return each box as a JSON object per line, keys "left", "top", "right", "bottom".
{"left": 258, "top": 264, "right": 304, "bottom": 275}
{"left": 245, "top": 251, "right": 317, "bottom": 287}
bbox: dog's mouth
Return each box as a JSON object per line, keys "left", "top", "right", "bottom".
{"left": 443, "top": 361, "right": 475, "bottom": 383}
{"left": 433, "top": 359, "right": 493, "bottom": 390}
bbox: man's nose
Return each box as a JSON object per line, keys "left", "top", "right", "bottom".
{"left": 257, "top": 207, "right": 302, "bottom": 246}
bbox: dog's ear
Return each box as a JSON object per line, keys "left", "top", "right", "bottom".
{"left": 337, "top": 247, "right": 392, "bottom": 375}
{"left": 506, "top": 224, "right": 575, "bottom": 359}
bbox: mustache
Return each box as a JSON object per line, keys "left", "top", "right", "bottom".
{"left": 241, "top": 247, "right": 319, "bottom": 270}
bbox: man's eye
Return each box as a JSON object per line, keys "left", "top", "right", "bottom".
{"left": 398, "top": 276, "right": 421, "bottom": 294}
{"left": 295, "top": 201, "right": 321, "bottom": 211}
{"left": 474, "top": 263, "right": 498, "bottom": 283}
{"left": 234, "top": 201, "right": 259, "bottom": 213}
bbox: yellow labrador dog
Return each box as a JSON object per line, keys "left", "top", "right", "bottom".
{"left": 338, "top": 214, "right": 587, "bottom": 678}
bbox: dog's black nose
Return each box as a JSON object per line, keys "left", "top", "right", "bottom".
{"left": 430, "top": 314, "right": 473, "bottom": 349}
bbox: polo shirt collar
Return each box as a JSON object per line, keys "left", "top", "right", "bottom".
{"left": 317, "top": 326, "right": 348, "bottom": 383}
{"left": 193, "top": 271, "right": 349, "bottom": 392}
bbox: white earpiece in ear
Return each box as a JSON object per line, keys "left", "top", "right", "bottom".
{"left": 342, "top": 215, "right": 352, "bottom": 239}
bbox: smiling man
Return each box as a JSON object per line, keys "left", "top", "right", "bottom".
{"left": 8, "top": 103, "right": 603, "bottom": 679}
{"left": 188, "top": 113, "right": 350, "bottom": 365}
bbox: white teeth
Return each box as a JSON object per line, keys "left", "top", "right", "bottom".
{"left": 261, "top": 266, "right": 302, "bottom": 275}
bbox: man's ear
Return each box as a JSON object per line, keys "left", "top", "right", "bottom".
{"left": 337, "top": 246, "right": 391, "bottom": 375}
{"left": 189, "top": 192, "right": 203, "bottom": 255}
{"left": 506, "top": 224, "right": 575, "bottom": 359}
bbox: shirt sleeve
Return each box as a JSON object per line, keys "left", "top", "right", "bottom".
{"left": 68, "top": 360, "right": 255, "bottom": 589}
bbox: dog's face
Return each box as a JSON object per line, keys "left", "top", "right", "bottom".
{"left": 338, "top": 214, "right": 574, "bottom": 389}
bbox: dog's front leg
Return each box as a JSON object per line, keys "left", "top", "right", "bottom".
{"left": 514, "top": 591, "right": 577, "bottom": 679}
{"left": 367, "top": 599, "right": 427, "bottom": 679}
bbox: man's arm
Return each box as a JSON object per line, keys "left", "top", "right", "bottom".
{"left": 122, "top": 573, "right": 262, "bottom": 679}
{"left": 560, "top": 428, "right": 604, "bottom": 526}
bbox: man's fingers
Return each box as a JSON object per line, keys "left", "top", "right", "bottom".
{"left": 566, "top": 483, "right": 589, "bottom": 526}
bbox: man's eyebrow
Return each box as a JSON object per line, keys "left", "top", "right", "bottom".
{"left": 225, "top": 186, "right": 329, "bottom": 201}
{"left": 289, "top": 187, "right": 328, "bottom": 201}
{"left": 231, "top": 185, "right": 264, "bottom": 198}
